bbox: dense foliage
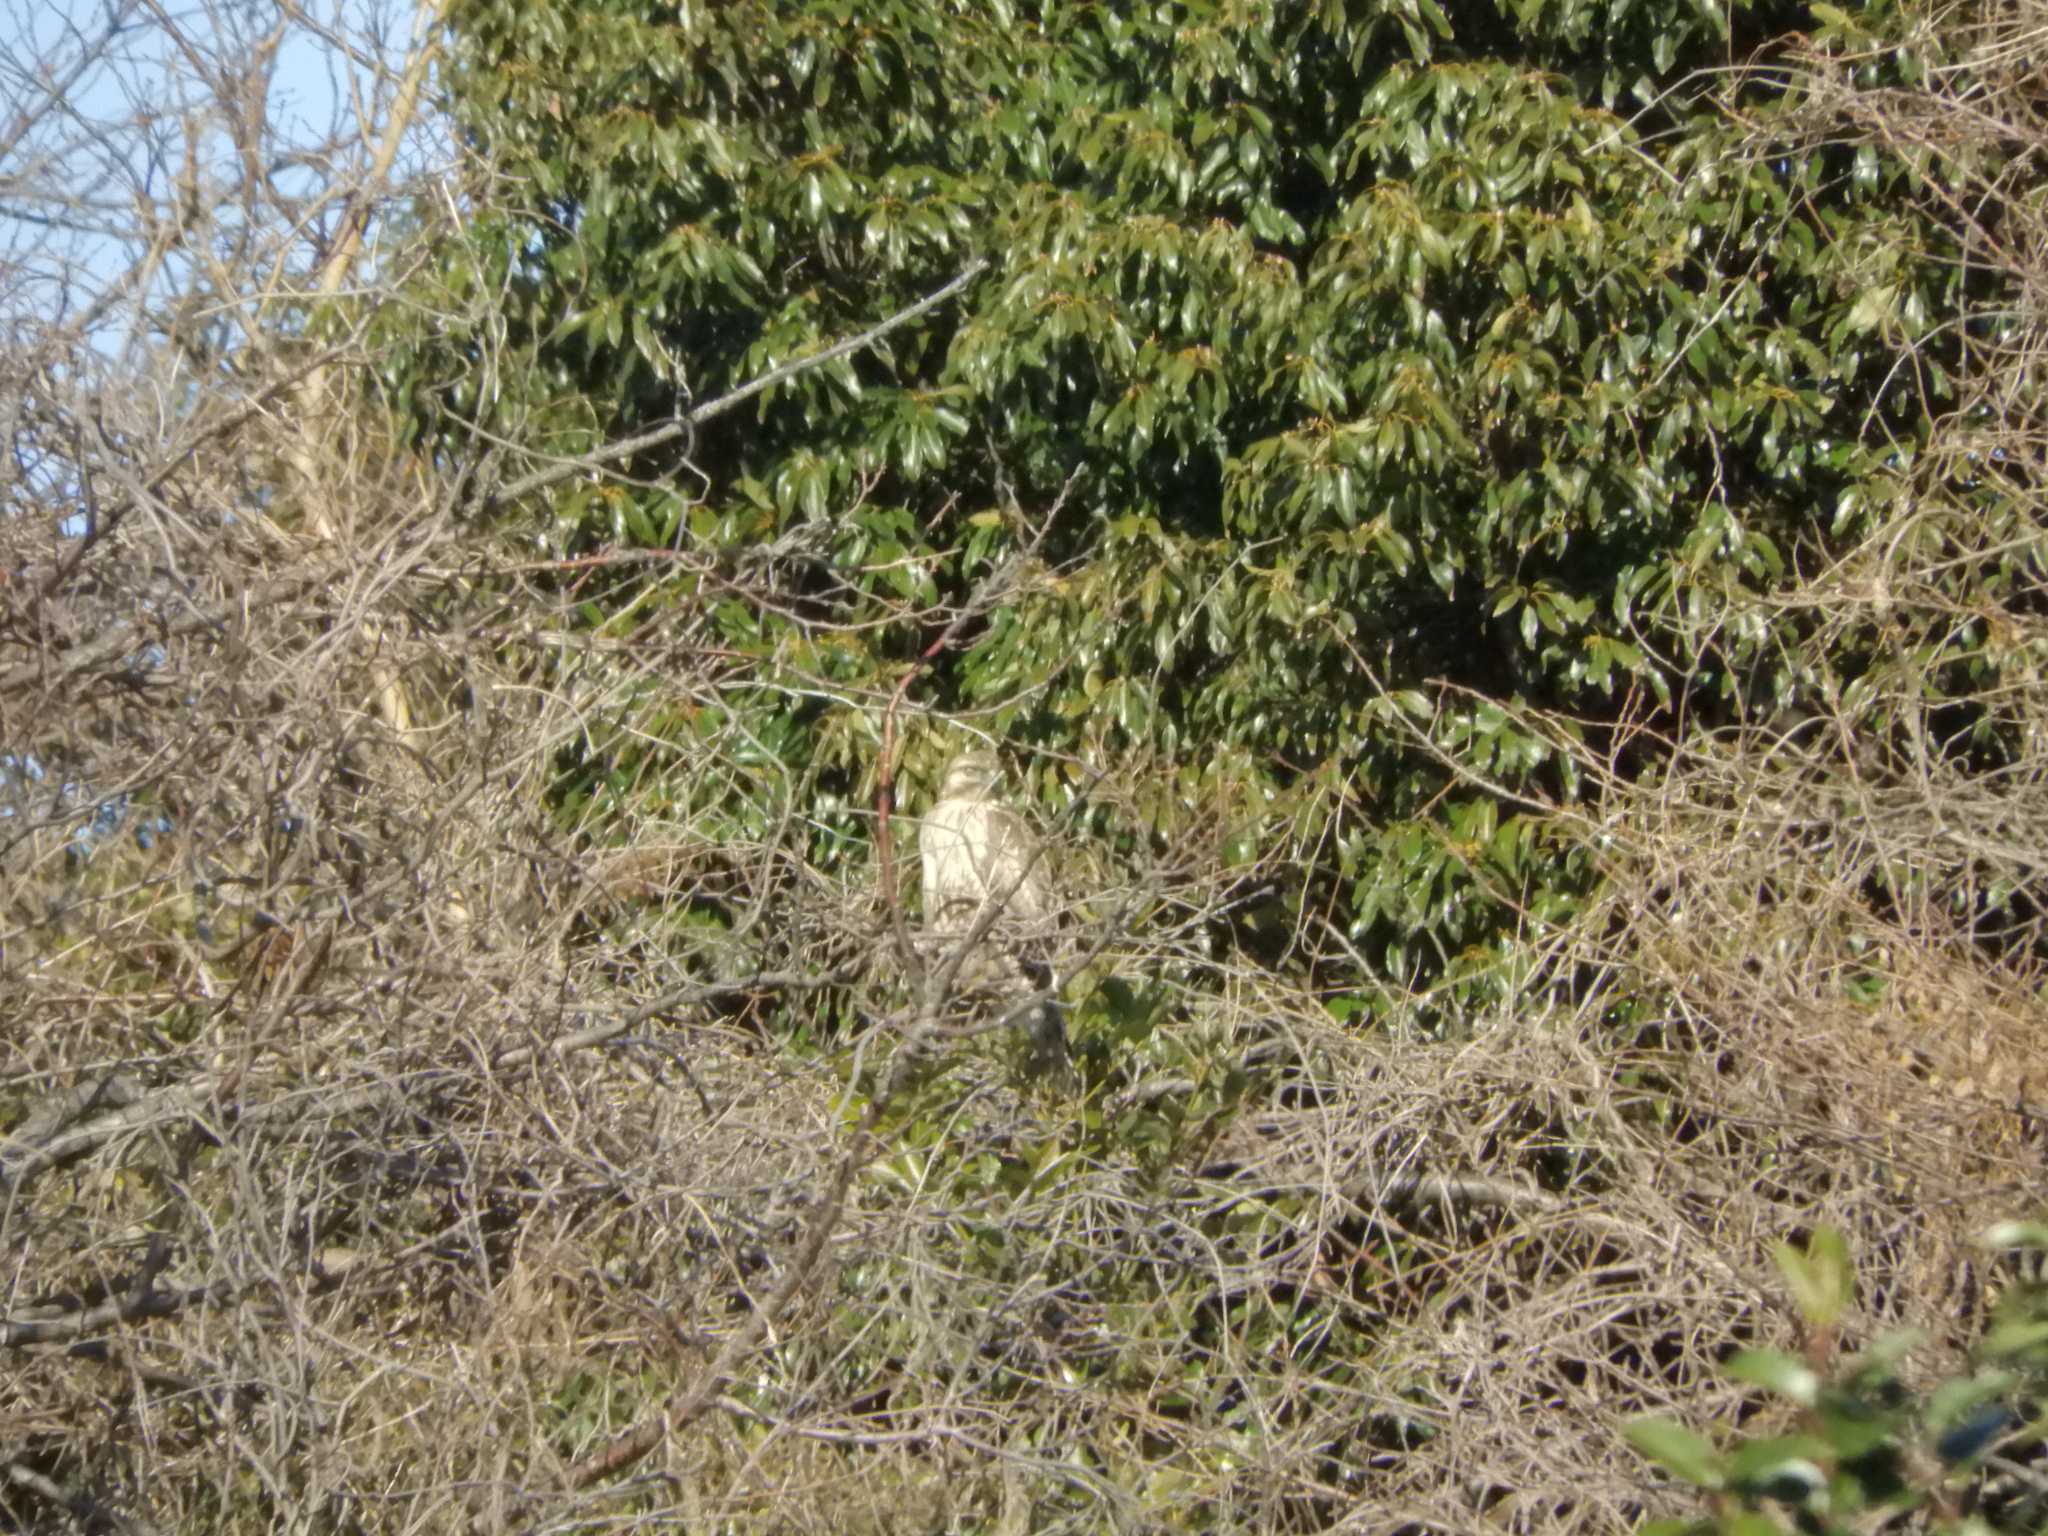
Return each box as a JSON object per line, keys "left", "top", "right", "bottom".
{"left": 396, "top": 0, "right": 2001, "bottom": 1019}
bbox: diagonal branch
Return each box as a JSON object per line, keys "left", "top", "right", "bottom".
{"left": 486, "top": 258, "right": 990, "bottom": 511}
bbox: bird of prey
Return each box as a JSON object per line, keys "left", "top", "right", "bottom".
{"left": 919, "top": 750, "right": 1069, "bottom": 1078}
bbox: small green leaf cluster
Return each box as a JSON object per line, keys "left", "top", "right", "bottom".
{"left": 1628, "top": 1226, "right": 2048, "bottom": 1535}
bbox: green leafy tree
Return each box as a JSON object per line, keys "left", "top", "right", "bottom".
{"left": 394, "top": 0, "right": 1998, "bottom": 1011}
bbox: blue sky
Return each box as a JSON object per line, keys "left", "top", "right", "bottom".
{"left": 0, "top": 0, "right": 442, "bottom": 360}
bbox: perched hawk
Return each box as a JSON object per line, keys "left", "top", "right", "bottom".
{"left": 919, "top": 750, "right": 1068, "bottom": 1077}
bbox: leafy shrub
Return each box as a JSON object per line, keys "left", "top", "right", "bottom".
{"left": 1630, "top": 1225, "right": 2048, "bottom": 1535}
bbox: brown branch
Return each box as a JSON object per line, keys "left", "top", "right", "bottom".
{"left": 0, "top": 1240, "right": 200, "bottom": 1347}
{"left": 484, "top": 969, "right": 858, "bottom": 1072}
{"left": 558, "top": 1089, "right": 874, "bottom": 1491}
{"left": 2, "top": 1455, "right": 162, "bottom": 1536}
{"left": 0, "top": 972, "right": 849, "bottom": 1207}
{"left": 553, "top": 982, "right": 942, "bottom": 1499}
{"left": 1361, "top": 1173, "right": 1569, "bottom": 1215}
{"left": 32, "top": 345, "right": 354, "bottom": 602}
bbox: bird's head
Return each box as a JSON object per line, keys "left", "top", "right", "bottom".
{"left": 939, "top": 750, "right": 1006, "bottom": 801}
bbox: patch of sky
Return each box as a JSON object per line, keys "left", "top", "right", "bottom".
{"left": 0, "top": 0, "right": 450, "bottom": 364}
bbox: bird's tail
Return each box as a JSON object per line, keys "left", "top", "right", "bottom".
{"left": 1010, "top": 996, "right": 1075, "bottom": 1088}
